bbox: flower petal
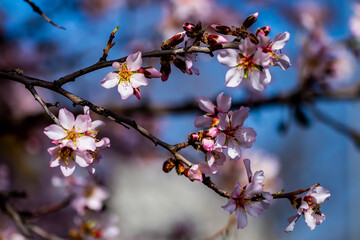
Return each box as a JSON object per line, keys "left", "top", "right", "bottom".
{"left": 272, "top": 32, "right": 290, "bottom": 50}
{"left": 216, "top": 92, "right": 231, "bottom": 113}
{"left": 74, "top": 150, "right": 92, "bottom": 167}
{"left": 235, "top": 127, "right": 257, "bottom": 148}
{"left": 273, "top": 54, "right": 291, "bottom": 70}
{"left": 117, "top": 81, "right": 133, "bottom": 100}
{"left": 194, "top": 115, "right": 212, "bottom": 128}
{"left": 58, "top": 108, "right": 75, "bottom": 130}
{"left": 225, "top": 68, "right": 243, "bottom": 87}
{"left": 284, "top": 214, "right": 300, "bottom": 233}
{"left": 222, "top": 199, "right": 236, "bottom": 213}
{"left": 126, "top": 51, "right": 142, "bottom": 71}
{"left": 74, "top": 114, "right": 92, "bottom": 133}
{"left": 217, "top": 49, "right": 239, "bottom": 67}
{"left": 197, "top": 96, "right": 215, "bottom": 113}
{"left": 60, "top": 161, "right": 76, "bottom": 177}
{"left": 77, "top": 136, "right": 96, "bottom": 151}
{"left": 130, "top": 73, "right": 148, "bottom": 88}
{"left": 100, "top": 72, "right": 119, "bottom": 89}
{"left": 44, "top": 124, "right": 66, "bottom": 140}
{"left": 245, "top": 202, "right": 264, "bottom": 217}
{"left": 234, "top": 209, "right": 248, "bottom": 229}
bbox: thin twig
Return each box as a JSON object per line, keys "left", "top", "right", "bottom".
{"left": 100, "top": 26, "right": 119, "bottom": 61}
{"left": 272, "top": 183, "right": 319, "bottom": 199}
{"left": 23, "top": 0, "right": 65, "bottom": 30}
{"left": 26, "top": 85, "right": 60, "bottom": 125}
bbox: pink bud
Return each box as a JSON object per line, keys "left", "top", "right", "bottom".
{"left": 207, "top": 35, "right": 228, "bottom": 46}
{"left": 243, "top": 12, "right": 259, "bottom": 29}
{"left": 202, "top": 138, "right": 215, "bottom": 152}
{"left": 210, "top": 24, "right": 232, "bottom": 35}
{"left": 205, "top": 127, "right": 219, "bottom": 138}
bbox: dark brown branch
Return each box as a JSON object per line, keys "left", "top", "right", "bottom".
{"left": 55, "top": 42, "right": 240, "bottom": 86}
{"left": 272, "top": 183, "right": 320, "bottom": 199}
{"left": 23, "top": 0, "right": 65, "bottom": 30}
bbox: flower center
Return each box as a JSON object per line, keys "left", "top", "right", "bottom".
{"left": 66, "top": 129, "right": 79, "bottom": 142}
{"left": 58, "top": 147, "right": 73, "bottom": 165}
{"left": 118, "top": 64, "right": 132, "bottom": 82}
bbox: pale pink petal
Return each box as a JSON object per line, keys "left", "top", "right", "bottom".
{"left": 245, "top": 202, "right": 264, "bottom": 217}
{"left": 273, "top": 54, "right": 291, "bottom": 70}
{"left": 222, "top": 199, "right": 236, "bottom": 213}
{"left": 272, "top": 32, "right": 290, "bottom": 50}
{"left": 197, "top": 96, "right": 215, "bottom": 113}
{"left": 49, "top": 157, "right": 60, "bottom": 167}
{"left": 227, "top": 139, "right": 242, "bottom": 159}
{"left": 192, "top": 66, "right": 200, "bottom": 76}
{"left": 284, "top": 214, "right": 300, "bottom": 233}
{"left": 77, "top": 136, "right": 96, "bottom": 151}
{"left": 58, "top": 108, "right": 75, "bottom": 130}
{"left": 112, "top": 62, "right": 122, "bottom": 69}
{"left": 225, "top": 68, "right": 243, "bottom": 87}
{"left": 235, "top": 127, "right": 257, "bottom": 148}
{"left": 216, "top": 92, "right": 231, "bottom": 113}
{"left": 100, "top": 72, "right": 119, "bottom": 89}
{"left": 92, "top": 120, "right": 105, "bottom": 130}
{"left": 234, "top": 209, "right": 248, "bottom": 229}
{"left": 130, "top": 73, "right": 148, "bottom": 88}
{"left": 145, "top": 67, "right": 162, "bottom": 78}
{"left": 307, "top": 186, "right": 331, "bottom": 204}
{"left": 261, "top": 192, "right": 273, "bottom": 209}
{"left": 218, "top": 113, "right": 229, "bottom": 130}
{"left": 117, "top": 81, "right": 133, "bottom": 100}
{"left": 96, "top": 137, "right": 111, "bottom": 148}
{"left": 194, "top": 115, "right": 213, "bottom": 128}
{"left": 243, "top": 158, "right": 252, "bottom": 182}
{"left": 74, "top": 150, "right": 92, "bottom": 167}
{"left": 217, "top": 132, "right": 227, "bottom": 147}
{"left": 83, "top": 106, "right": 90, "bottom": 115}
{"left": 202, "top": 138, "right": 215, "bottom": 152}
{"left": 44, "top": 124, "right": 66, "bottom": 140}
{"left": 232, "top": 107, "right": 249, "bottom": 127}
{"left": 60, "top": 161, "right": 76, "bottom": 177}
{"left": 232, "top": 183, "right": 242, "bottom": 198}
{"left": 217, "top": 49, "right": 239, "bottom": 67}
{"left": 304, "top": 211, "right": 326, "bottom": 230}
{"left": 74, "top": 115, "right": 92, "bottom": 133}
{"left": 126, "top": 51, "right": 142, "bottom": 71}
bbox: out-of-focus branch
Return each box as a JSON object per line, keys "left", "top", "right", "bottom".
{"left": 203, "top": 216, "right": 236, "bottom": 240}
{"left": 308, "top": 104, "right": 360, "bottom": 149}
{"left": 23, "top": 0, "right": 65, "bottom": 30}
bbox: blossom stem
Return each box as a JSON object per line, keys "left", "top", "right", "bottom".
{"left": 272, "top": 183, "right": 320, "bottom": 199}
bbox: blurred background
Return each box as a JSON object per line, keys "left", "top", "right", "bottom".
{"left": 0, "top": 0, "right": 359, "bottom": 239}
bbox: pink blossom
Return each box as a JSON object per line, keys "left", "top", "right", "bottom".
{"left": 222, "top": 159, "right": 272, "bottom": 229}
{"left": 206, "top": 147, "right": 226, "bottom": 174}
{"left": 186, "top": 164, "right": 204, "bottom": 182}
{"left": 217, "top": 107, "right": 256, "bottom": 160}
{"left": 285, "top": 186, "right": 330, "bottom": 232}
{"left": 194, "top": 92, "right": 231, "bottom": 128}
{"left": 218, "top": 38, "right": 271, "bottom": 91}
{"left": 44, "top": 108, "right": 96, "bottom": 152}
{"left": 257, "top": 31, "right": 291, "bottom": 70}
{"left": 202, "top": 137, "right": 215, "bottom": 152}
{"left": 71, "top": 183, "right": 110, "bottom": 215}
{"left": 350, "top": 3, "right": 360, "bottom": 39}
{"left": 100, "top": 51, "right": 148, "bottom": 100}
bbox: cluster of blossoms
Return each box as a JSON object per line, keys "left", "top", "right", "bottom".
{"left": 184, "top": 92, "right": 256, "bottom": 182}
{"left": 285, "top": 185, "right": 331, "bottom": 232}
{"left": 44, "top": 107, "right": 110, "bottom": 177}
{"left": 216, "top": 22, "right": 291, "bottom": 91}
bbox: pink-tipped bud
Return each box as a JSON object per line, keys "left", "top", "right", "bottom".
{"left": 188, "top": 132, "right": 200, "bottom": 142}
{"left": 162, "top": 31, "right": 186, "bottom": 49}
{"left": 248, "top": 34, "right": 259, "bottom": 44}
{"left": 205, "top": 127, "right": 219, "bottom": 138}
{"left": 139, "top": 67, "right": 162, "bottom": 79}
{"left": 183, "top": 22, "right": 196, "bottom": 33}
{"left": 242, "top": 12, "right": 259, "bottom": 29}
{"left": 210, "top": 24, "right": 232, "bottom": 35}
{"left": 206, "top": 35, "right": 228, "bottom": 46}
{"left": 256, "top": 26, "right": 271, "bottom": 36}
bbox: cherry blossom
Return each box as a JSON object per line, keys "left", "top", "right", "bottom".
{"left": 285, "top": 186, "right": 330, "bottom": 232}
{"left": 217, "top": 107, "right": 257, "bottom": 160}
{"left": 101, "top": 51, "right": 161, "bottom": 100}
{"left": 218, "top": 38, "right": 271, "bottom": 91}
{"left": 222, "top": 159, "right": 272, "bottom": 229}
{"left": 257, "top": 31, "right": 291, "bottom": 70}
{"left": 194, "top": 92, "right": 231, "bottom": 128}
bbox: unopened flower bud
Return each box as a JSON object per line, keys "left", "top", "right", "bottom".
{"left": 256, "top": 26, "right": 271, "bottom": 36}
{"left": 160, "top": 56, "right": 172, "bottom": 82}
{"left": 205, "top": 127, "right": 219, "bottom": 138}
{"left": 163, "top": 159, "right": 175, "bottom": 173}
{"left": 133, "top": 87, "right": 141, "bottom": 100}
{"left": 175, "top": 161, "right": 185, "bottom": 175}
{"left": 173, "top": 58, "right": 188, "bottom": 74}
{"left": 183, "top": 22, "right": 196, "bottom": 33}
{"left": 162, "top": 31, "right": 186, "bottom": 49}
{"left": 242, "top": 12, "right": 259, "bottom": 29}
{"left": 210, "top": 24, "right": 232, "bottom": 35}
{"left": 202, "top": 138, "right": 215, "bottom": 152}
{"left": 188, "top": 132, "right": 200, "bottom": 142}
{"left": 248, "top": 34, "right": 259, "bottom": 44}
{"left": 206, "top": 35, "right": 228, "bottom": 46}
